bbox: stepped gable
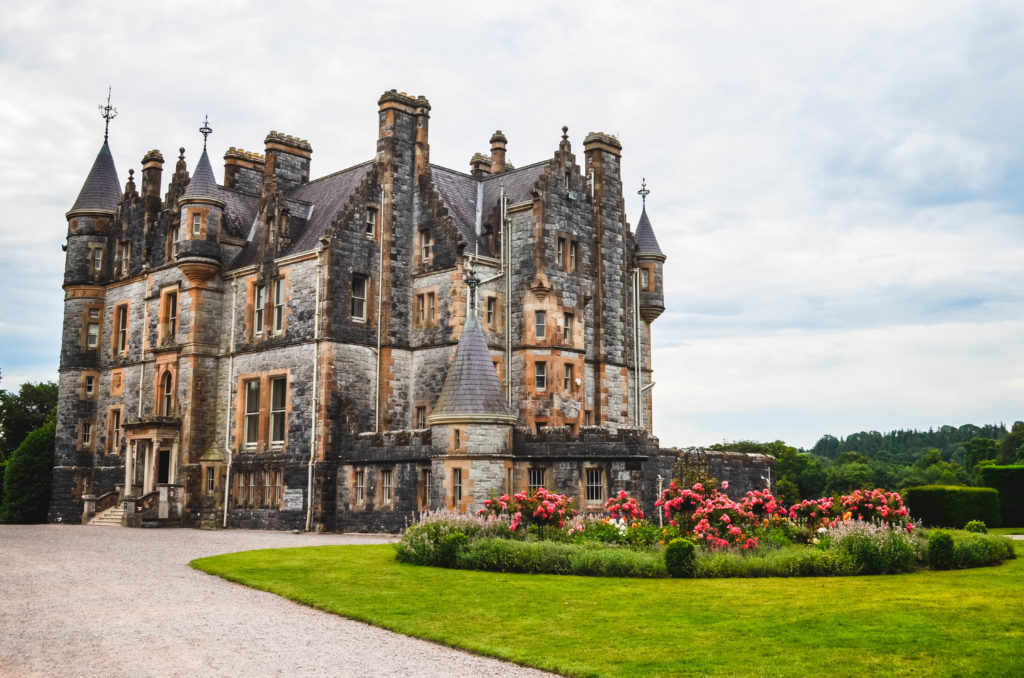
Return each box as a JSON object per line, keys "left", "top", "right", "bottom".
{"left": 480, "top": 160, "right": 547, "bottom": 219}
{"left": 181, "top": 148, "right": 221, "bottom": 202}
{"left": 69, "top": 142, "right": 121, "bottom": 214}
{"left": 430, "top": 165, "right": 480, "bottom": 248}
{"left": 634, "top": 207, "right": 663, "bottom": 255}
{"left": 431, "top": 308, "right": 515, "bottom": 419}
{"left": 227, "top": 161, "right": 372, "bottom": 269}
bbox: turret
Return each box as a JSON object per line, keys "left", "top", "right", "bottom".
{"left": 634, "top": 204, "right": 665, "bottom": 322}
{"left": 64, "top": 142, "right": 121, "bottom": 286}
{"left": 428, "top": 267, "right": 516, "bottom": 512}
{"left": 176, "top": 125, "right": 225, "bottom": 271}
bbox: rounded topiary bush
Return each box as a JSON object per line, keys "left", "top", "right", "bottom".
{"left": 665, "top": 538, "right": 696, "bottom": 578}
{"left": 964, "top": 520, "right": 987, "bottom": 534}
{"left": 928, "top": 530, "right": 955, "bottom": 570}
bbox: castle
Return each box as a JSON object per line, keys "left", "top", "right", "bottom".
{"left": 51, "top": 90, "right": 773, "bottom": 531}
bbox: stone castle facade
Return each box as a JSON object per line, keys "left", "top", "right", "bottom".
{"left": 51, "top": 90, "right": 773, "bottom": 531}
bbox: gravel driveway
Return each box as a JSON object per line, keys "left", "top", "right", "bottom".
{"left": 0, "top": 525, "right": 555, "bottom": 678}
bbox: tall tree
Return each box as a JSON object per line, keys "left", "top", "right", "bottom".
{"left": 0, "top": 382, "right": 58, "bottom": 459}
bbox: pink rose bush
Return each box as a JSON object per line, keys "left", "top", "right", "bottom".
{"left": 655, "top": 481, "right": 778, "bottom": 550}
{"left": 605, "top": 489, "right": 645, "bottom": 522}
{"left": 478, "top": 487, "right": 577, "bottom": 532}
{"left": 840, "top": 488, "right": 910, "bottom": 530}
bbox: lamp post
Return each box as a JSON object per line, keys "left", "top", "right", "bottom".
{"left": 656, "top": 474, "right": 664, "bottom": 528}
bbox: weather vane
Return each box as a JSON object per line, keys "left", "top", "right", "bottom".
{"left": 98, "top": 87, "right": 117, "bottom": 143}
{"left": 638, "top": 178, "right": 650, "bottom": 208}
{"left": 199, "top": 115, "right": 213, "bottom": 150}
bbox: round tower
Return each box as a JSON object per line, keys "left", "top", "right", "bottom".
{"left": 634, "top": 204, "right": 665, "bottom": 322}
{"left": 175, "top": 124, "right": 225, "bottom": 275}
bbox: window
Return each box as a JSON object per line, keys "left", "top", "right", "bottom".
{"left": 167, "top": 292, "right": 177, "bottom": 339}
{"left": 206, "top": 467, "right": 215, "bottom": 493}
{"left": 557, "top": 237, "right": 566, "bottom": 266}
{"left": 426, "top": 292, "right": 436, "bottom": 322}
{"left": 586, "top": 468, "right": 604, "bottom": 502}
{"left": 453, "top": 468, "right": 463, "bottom": 504}
{"left": 82, "top": 422, "right": 92, "bottom": 446}
{"left": 248, "top": 472, "right": 256, "bottom": 506}
{"left": 273, "top": 470, "right": 283, "bottom": 505}
{"left": 86, "top": 308, "right": 100, "bottom": 348}
{"left": 564, "top": 363, "right": 574, "bottom": 392}
{"left": 244, "top": 380, "right": 260, "bottom": 448}
{"left": 454, "top": 429, "right": 461, "bottom": 450}
{"left": 351, "top": 275, "right": 367, "bottom": 321}
{"left": 263, "top": 471, "right": 272, "bottom": 507}
{"left": 85, "top": 375, "right": 95, "bottom": 397}
{"left": 119, "top": 242, "right": 129, "bottom": 277}
{"left": 506, "top": 468, "right": 513, "bottom": 495}
{"left": 273, "top": 279, "right": 285, "bottom": 334}
{"left": 192, "top": 213, "right": 201, "bottom": 237}
{"left": 91, "top": 247, "right": 103, "bottom": 273}
{"left": 419, "top": 469, "right": 431, "bottom": 508}
{"left": 528, "top": 468, "right": 544, "bottom": 493}
{"left": 115, "top": 305, "right": 128, "bottom": 355}
{"left": 365, "top": 207, "right": 376, "bottom": 238}
{"left": 569, "top": 241, "right": 578, "bottom": 272}
{"left": 415, "top": 406, "right": 427, "bottom": 429}
{"left": 254, "top": 283, "right": 266, "bottom": 335}
{"left": 355, "top": 469, "right": 365, "bottom": 503}
{"left": 585, "top": 410, "right": 592, "bottom": 426}
{"left": 270, "top": 377, "right": 286, "bottom": 447}
{"left": 563, "top": 312, "right": 574, "bottom": 345}
{"left": 160, "top": 371, "right": 174, "bottom": 415}
{"left": 416, "top": 294, "right": 425, "bottom": 324}
{"left": 419, "top": 230, "right": 433, "bottom": 263}
{"left": 486, "top": 297, "right": 496, "bottom": 327}
{"left": 380, "top": 469, "right": 393, "bottom": 506}
{"left": 108, "top": 409, "right": 121, "bottom": 455}
{"left": 167, "top": 227, "right": 180, "bottom": 260}
{"left": 535, "top": 310, "right": 546, "bottom": 340}
{"left": 535, "top": 362, "right": 547, "bottom": 391}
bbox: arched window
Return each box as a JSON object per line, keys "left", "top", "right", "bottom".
{"left": 161, "top": 371, "right": 174, "bottom": 416}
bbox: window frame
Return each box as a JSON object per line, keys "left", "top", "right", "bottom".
{"left": 535, "top": 310, "right": 546, "bottom": 340}
{"left": 415, "top": 406, "right": 427, "bottom": 429}
{"left": 351, "top": 275, "right": 368, "bottom": 322}
{"left": 114, "top": 305, "right": 129, "bottom": 356}
{"left": 244, "top": 379, "right": 260, "bottom": 448}
{"left": 364, "top": 206, "right": 377, "bottom": 239}
{"left": 569, "top": 241, "right": 579, "bottom": 272}
{"left": 272, "top": 279, "right": 285, "bottom": 335}
{"left": 486, "top": 297, "right": 496, "bottom": 327}
{"left": 564, "top": 363, "right": 574, "bottom": 392}
{"left": 82, "top": 421, "right": 92, "bottom": 447}
{"left": 270, "top": 377, "right": 286, "bottom": 447}
{"left": 253, "top": 283, "right": 266, "bottom": 336}
{"left": 192, "top": 213, "right": 202, "bottom": 237}
{"left": 640, "top": 267, "right": 650, "bottom": 289}
{"left": 108, "top": 408, "right": 121, "bottom": 456}
{"left": 535, "top": 361, "right": 547, "bottom": 391}
{"left": 563, "top": 312, "right": 574, "bottom": 345}
{"left": 380, "top": 468, "right": 393, "bottom": 506}
{"left": 528, "top": 468, "right": 544, "bottom": 493}
{"left": 160, "top": 371, "right": 174, "bottom": 416}
{"left": 586, "top": 468, "right": 604, "bottom": 503}
{"left": 355, "top": 469, "right": 365, "bottom": 504}
{"left": 453, "top": 467, "right": 463, "bottom": 504}
{"left": 206, "top": 467, "right": 216, "bottom": 493}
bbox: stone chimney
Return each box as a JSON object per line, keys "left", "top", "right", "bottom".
{"left": 263, "top": 132, "right": 312, "bottom": 191}
{"left": 223, "top": 147, "right": 266, "bottom": 195}
{"left": 469, "top": 153, "right": 492, "bottom": 179}
{"left": 489, "top": 130, "right": 507, "bottom": 174}
{"left": 141, "top": 150, "right": 164, "bottom": 216}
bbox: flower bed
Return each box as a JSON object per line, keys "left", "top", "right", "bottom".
{"left": 393, "top": 484, "right": 1014, "bottom": 578}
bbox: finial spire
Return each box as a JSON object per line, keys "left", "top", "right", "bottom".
{"left": 98, "top": 86, "right": 117, "bottom": 143}
{"left": 464, "top": 260, "right": 480, "bottom": 317}
{"left": 638, "top": 177, "right": 650, "bottom": 208}
{"left": 199, "top": 115, "right": 213, "bottom": 150}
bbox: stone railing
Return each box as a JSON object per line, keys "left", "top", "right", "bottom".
{"left": 136, "top": 491, "right": 159, "bottom": 513}
{"left": 81, "top": 490, "right": 120, "bottom": 524}
{"left": 95, "top": 491, "right": 119, "bottom": 514}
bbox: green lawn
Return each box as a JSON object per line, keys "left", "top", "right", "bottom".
{"left": 192, "top": 542, "right": 1024, "bottom": 678}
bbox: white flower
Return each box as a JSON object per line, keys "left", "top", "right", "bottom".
{"left": 817, "top": 527, "right": 828, "bottom": 534}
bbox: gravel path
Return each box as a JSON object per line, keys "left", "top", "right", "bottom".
{"left": 0, "top": 525, "right": 556, "bottom": 678}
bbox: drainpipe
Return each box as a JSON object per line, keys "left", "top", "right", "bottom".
{"left": 375, "top": 186, "right": 385, "bottom": 432}
{"left": 222, "top": 278, "right": 238, "bottom": 528}
{"left": 632, "top": 268, "right": 642, "bottom": 428}
{"left": 138, "top": 289, "right": 149, "bottom": 419}
{"left": 502, "top": 187, "right": 512, "bottom": 406}
{"left": 306, "top": 250, "right": 323, "bottom": 531}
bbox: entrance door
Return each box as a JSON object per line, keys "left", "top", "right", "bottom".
{"left": 157, "top": 449, "right": 170, "bottom": 484}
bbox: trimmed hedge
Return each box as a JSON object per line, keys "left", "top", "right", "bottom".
{"left": 980, "top": 465, "right": 1024, "bottom": 527}
{"left": 905, "top": 485, "right": 1001, "bottom": 528}
{"left": 665, "top": 538, "right": 697, "bottom": 578}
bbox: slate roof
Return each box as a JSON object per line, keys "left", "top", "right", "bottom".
{"left": 431, "top": 310, "right": 515, "bottom": 418}
{"left": 69, "top": 142, "right": 121, "bottom": 213}
{"left": 181, "top": 148, "right": 221, "bottom": 202}
{"left": 430, "top": 166, "right": 480, "bottom": 248}
{"left": 634, "top": 207, "right": 664, "bottom": 256}
{"left": 480, "top": 161, "right": 547, "bottom": 219}
{"left": 218, "top": 187, "right": 259, "bottom": 240}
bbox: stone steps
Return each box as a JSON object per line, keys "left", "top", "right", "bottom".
{"left": 90, "top": 505, "right": 125, "bottom": 526}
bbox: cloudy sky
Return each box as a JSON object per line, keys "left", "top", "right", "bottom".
{"left": 1, "top": 1, "right": 1022, "bottom": 449}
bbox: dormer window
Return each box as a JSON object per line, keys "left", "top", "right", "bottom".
{"left": 365, "top": 207, "right": 377, "bottom": 238}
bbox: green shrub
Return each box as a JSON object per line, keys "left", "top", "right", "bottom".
{"left": 437, "top": 531, "right": 468, "bottom": 567}
{"left": 905, "top": 485, "right": 1001, "bottom": 528}
{"left": 950, "top": 532, "right": 1015, "bottom": 569}
{"left": 979, "top": 466, "right": 1024, "bottom": 527}
{"left": 394, "top": 513, "right": 512, "bottom": 565}
{"left": 0, "top": 419, "right": 55, "bottom": 524}
{"left": 695, "top": 546, "right": 856, "bottom": 578}
{"left": 664, "top": 538, "right": 696, "bottom": 578}
{"left": 964, "top": 520, "right": 987, "bottom": 534}
{"left": 830, "top": 524, "right": 918, "bottom": 575}
{"left": 458, "top": 538, "right": 665, "bottom": 577}
{"left": 928, "top": 530, "right": 955, "bottom": 570}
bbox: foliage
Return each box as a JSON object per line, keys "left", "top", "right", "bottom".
{"left": 0, "top": 381, "right": 58, "bottom": 460}
{"left": 946, "top": 530, "right": 1016, "bottom": 569}
{"left": 827, "top": 520, "right": 919, "bottom": 574}
{"left": 457, "top": 538, "right": 667, "bottom": 578}
{"left": 477, "top": 487, "right": 577, "bottom": 533}
{"left": 657, "top": 481, "right": 768, "bottom": 550}
{"left": 927, "top": 530, "right": 955, "bottom": 570}
{"left": 965, "top": 520, "right": 987, "bottom": 534}
{"left": 664, "top": 538, "right": 696, "bottom": 577}
{"left": 394, "top": 511, "right": 513, "bottom": 565}
{"left": 839, "top": 488, "right": 910, "bottom": 528}
{"left": 193, "top": 541, "right": 1024, "bottom": 678}
{"left": 604, "top": 489, "right": 644, "bottom": 521}
{"left": 695, "top": 546, "right": 857, "bottom": 578}
{"left": 997, "top": 421, "right": 1024, "bottom": 464}
{"left": 979, "top": 465, "right": 1024, "bottom": 527}
{"left": 0, "top": 418, "right": 55, "bottom": 524}
{"left": 905, "top": 485, "right": 1002, "bottom": 528}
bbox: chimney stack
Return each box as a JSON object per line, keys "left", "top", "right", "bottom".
{"left": 489, "top": 130, "right": 507, "bottom": 174}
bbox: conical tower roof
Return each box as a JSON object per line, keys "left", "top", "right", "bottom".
{"left": 68, "top": 142, "right": 121, "bottom": 214}
{"left": 181, "top": 148, "right": 222, "bottom": 202}
{"left": 431, "top": 300, "right": 516, "bottom": 421}
{"left": 634, "top": 207, "right": 664, "bottom": 256}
